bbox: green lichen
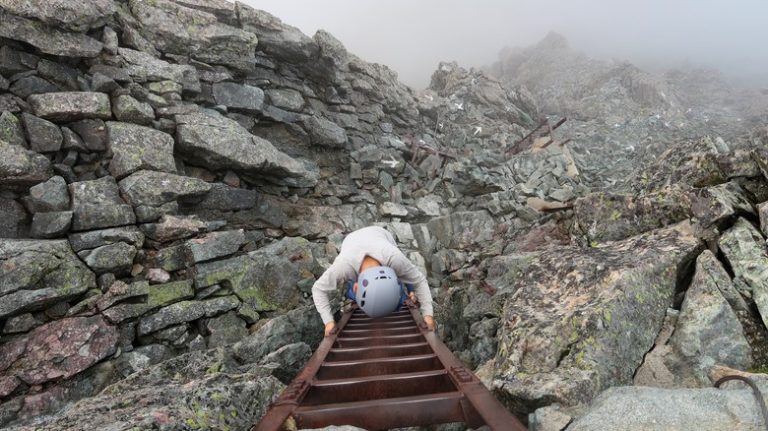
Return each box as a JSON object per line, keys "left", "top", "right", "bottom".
{"left": 206, "top": 361, "right": 223, "bottom": 374}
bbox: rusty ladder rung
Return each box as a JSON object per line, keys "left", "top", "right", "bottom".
{"left": 252, "top": 302, "right": 528, "bottom": 431}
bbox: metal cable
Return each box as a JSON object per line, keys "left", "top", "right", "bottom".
{"left": 715, "top": 375, "right": 768, "bottom": 431}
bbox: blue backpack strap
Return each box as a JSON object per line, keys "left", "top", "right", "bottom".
{"left": 345, "top": 280, "right": 356, "bottom": 301}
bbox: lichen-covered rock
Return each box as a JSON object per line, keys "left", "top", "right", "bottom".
{"left": 69, "top": 176, "right": 135, "bottom": 231}
{"left": 0, "top": 10, "right": 103, "bottom": 57}
{"left": 234, "top": 305, "right": 322, "bottom": 363}
{"left": 118, "top": 47, "right": 201, "bottom": 93}
{"left": 111, "top": 95, "right": 154, "bottom": 126}
{"left": 489, "top": 222, "right": 701, "bottom": 414}
{"left": 302, "top": 115, "right": 348, "bottom": 147}
{"left": 139, "top": 214, "right": 206, "bottom": 243}
{"left": 78, "top": 242, "right": 137, "bottom": 275}
{"left": 0, "top": 239, "right": 95, "bottom": 319}
{"left": 106, "top": 122, "right": 176, "bottom": 179}
{"left": 100, "top": 280, "right": 194, "bottom": 324}
{"left": 567, "top": 385, "right": 768, "bottom": 431}
{"left": 30, "top": 211, "right": 72, "bottom": 239}
{"left": 0, "top": 138, "right": 52, "bottom": 190}
{"left": 137, "top": 295, "right": 241, "bottom": 336}
{"left": 0, "top": 0, "right": 117, "bottom": 32}
{"left": 0, "top": 112, "right": 26, "bottom": 147}
{"left": 266, "top": 88, "right": 305, "bottom": 111}
{"left": 760, "top": 202, "right": 768, "bottom": 237}
{"left": 0, "top": 315, "right": 117, "bottom": 385}
{"left": 28, "top": 92, "right": 111, "bottom": 122}
{"left": 68, "top": 226, "right": 144, "bottom": 252}
{"left": 204, "top": 311, "right": 248, "bottom": 348}
{"left": 176, "top": 111, "right": 319, "bottom": 187}
{"left": 259, "top": 342, "right": 312, "bottom": 383}
{"left": 128, "top": 0, "right": 258, "bottom": 71}
{"left": 69, "top": 119, "right": 107, "bottom": 151}
{"left": 573, "top": 188, "right": 692, "bottom": 243}
{"left": 23, "top": 176, "right": 69, "bottom": 213}
{"left": 21, "top": 113, "right": 62, "bottom": 153}
{"left": 195, "top": 237, "right": 318, "bottom": 313}
{"left": 118, "top": 170, "right": 211, "bottom": 214}
{"left": 718, "top": 218, "right": 768, "bottom": 328}
{"left": 236, "top": 4, "right": 319, "bottom": 64}
{"left": 426, "top": 210, "right": 496, "bottom": 250}
{"left": 194, "top": 183, "right": 258, "bottom": 211}
{"left": 212, "top": 82, "right": 264, "bottom": 112}
{"left": 690, "top": 181, "right": 755, "bottom": 229}
{"left": 0, "top": 198, "right": 28, "bottom": 238}
{"left": 186, "top": 229, "right": 246, "bottom": 263}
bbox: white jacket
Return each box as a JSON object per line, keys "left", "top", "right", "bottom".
{"left": 311, "top": 226, "right": 434, "bottom": 324}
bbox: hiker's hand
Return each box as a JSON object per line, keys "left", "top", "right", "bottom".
{"left": 409, "top": 291, "right": 418, "bottom": 304}
{"left": 424, "top": 315, "right": 435, "bottom": 331}
{"left": 324, "top": 322, "right": 336, "bottom": 336}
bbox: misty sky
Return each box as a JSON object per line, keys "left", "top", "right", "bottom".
{"left": 242, "top": 0, "right": 768, "bottom": 90}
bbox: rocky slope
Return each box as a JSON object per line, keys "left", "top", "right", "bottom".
{"left": 0, "top": 1, "right": 767, "bottom": 431}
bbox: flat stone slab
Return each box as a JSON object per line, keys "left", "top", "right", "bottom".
{"left": 118, "top": 170, "right": 211, "bottom": 208}
{"left": 28, "top": 92, "right": 112, "bottom": 122}
{"left": 0, "top": 10, "right": 103, "bottom": 57}
{"left": 186, "top": 229, "right": 246, "bottom": 263}
{"left": 106, "top": 122, "right": 176, "bottom": 179}
{"left": 137, "top": 295, "right": 241, "bottom": 335}
{"left": 69, "top": 176, "right": 135, "bottom": 231}
{"left": 0, "top": 138, "right": 52, "bottom": 190}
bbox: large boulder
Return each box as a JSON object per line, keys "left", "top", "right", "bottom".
{"left": 23, "top": 175, "right": 69, "bottom": 213}
{"left": 234, "top": 305, "right": 323, "bottom": 363}
{"left": 118, "top": 170, "right": 211, "bottom": 220}
{"left": 100, "top": 280, "right": 195, "bottom": 324}
{"left": 718, "top": 218, "right": 768, "bottom": 328}
{"left": 0, "top": 11, "right": 103, "bottom": 57}
{"left": 0, "top": 0, "right": 117, "bottom": 32}
{"left": 69, "top": 176, "right": 135, "bottom": 231}
{"left": 212, "top": 82, "right": 264, "bottom": 112}
{"left": 0, "top": 315, "right": 118, "bottom": 385}
{"left": 137, "top": 295, "right": 241, "bottom": 336}
{"left": 118, "top": 48, "right": 200, "bottom": 93}
{"left": 127, "top": 0, "right": 258, "bottom": 71}
{"left": 235, "top": 3, "right": 319, "bottom": 64}
{"left": 487, "top": 222, "right": 701, "bottom": 415}
{"left": 28, "top": 92, "right": 111, "bottom": 122}
{"left": 195, "top": 237, "right": 318, "bottom": 313}
{"left": 106, "top": 122, "right": 176, "bottom": 179}
{"left": 573, "top": 188, "right": 692, "bottom": 243}
{"left": 567, "top": 385, "right": 768, "bottom": 431}
{"left": 175, "top": 111, "right": 319, "bottom": 187}
{"left": 0, "top": 239, "right": 95, "bottom": 319}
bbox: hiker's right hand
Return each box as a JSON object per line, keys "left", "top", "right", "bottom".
{"left": 324, "top": 322, "right": 336, "bottom": 336}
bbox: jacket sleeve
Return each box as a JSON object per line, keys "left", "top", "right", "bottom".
{"left": 311, "top": 261, "right": 348, "bottom": 325}
{"left": 387, "top": 249, "right": 434, "bottom": 317}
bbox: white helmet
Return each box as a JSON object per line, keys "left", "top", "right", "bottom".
{"left": 357, "top": 266, "right": 401, "bottom": 318}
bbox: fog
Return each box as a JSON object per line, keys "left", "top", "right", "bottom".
{"left": 242, "top": 0, "right": 768, "bottom": 90}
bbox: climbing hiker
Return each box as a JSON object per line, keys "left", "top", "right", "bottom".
{"left": 312, "top": 226, "right": 435, "bottom": 336}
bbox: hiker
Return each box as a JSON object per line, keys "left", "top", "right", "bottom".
{"left": 312, "top": 226, "right": 435, "bottom": 336}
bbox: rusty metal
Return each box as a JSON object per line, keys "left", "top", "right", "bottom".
{"left": 506, "top": 117, "right": 568, "bottom": 156}
{"left": 253, "top": 304, "right": 527, "bottom": 431}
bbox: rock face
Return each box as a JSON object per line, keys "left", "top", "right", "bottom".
{"left": 488, "top": 222, "right": 701, "bottom": 414}
{"left": 106, "top": 122, "right": 176, "bottom": 179}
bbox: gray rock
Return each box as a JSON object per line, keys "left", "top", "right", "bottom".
{"left": 690, "top": 182, "right": 755, "bottom": 229}
{"left": 194, "top": 183, "right": 258, "bottom": 211}
{"left": 106, "top": 122, "right": 176, "bottom": 179}
{"left": 69, "top": 176, "right": 135, "bottom": 231}
{"left": 137, "top": 295, "right": 241, "bottom": 335}
{"left": 60, "top": 127, "right": 87, "bottom": 151}
{"left": 2, "top": 313, "right": 43, "bottom": 334}
{"left": 719, "top": 218, "right": 768, "bottom": 328}
{"left": 0, "top": 239, "right": 95, "bottom": 318}
{"left": 0, "top": 111, "right": 26, "bottom": 147}
{"left": 266, "top": 88, "right": 305, "bottom": 111}
{"left": 119, "top": 170, "right": 211, "bottom": 210}
{"left": 758, "top": 202, "right": 767, "bottom": 237}
{"left": 21, "top": 113, "right": 62, "bottom": 153}
{"left": 0, "top": 137, "right": 52, "bottom": 190}
{"left": 529, "top": 404, "right": 573, "bottom": 431}
{"left": 90, "top": 72, "right": 119, "bottom": 93}
{"left": 118, "top": 48, "right": 200, "bottom": 94}
{"left": 115, "top": 344, "right": 172, "bottom": 377}
{"left": 9, "top": 75, "right": 59, "bottom": 98}
{"left": 236, "top": 4, "right": 319, "bottom": 64}
{"left": 212, "top": 82, "right": 264, "bottom": 112}
{"left": 68, "top": 226, "right": 144, "bottom": 252}
{"left": 23, "top": 176, "right": 69, "bottom": 213}
{"left": 30, "top": 211, "right": 72, "bottom": 239}
{"left": 0, "top": 10, "right": 103, "bottom": 57}
{"left": 259, "top": 342, "right": 312, "bottom": 383}
{"left": 380, "top": 201, "right": 408, "bottom": 217}
{"left": 426, "top": 210, "right": 496, "bottom": 250}
{"left": 490, "top": 222, "right": 701, "bottom": 414}
{"left": 69, "top": 119, "right": 107, "bottom": 151}
{"left": 100, "top": 280, "right": 194, "bottom": 324}
{"left": 0, "top": 45, "right": 36, "bottom": 76}
{"left": 78, "top": 242, "right": 137, "bottom": 275}
{"left": 28, "top": 92, "right": 111, "bottom": 122}
{"left": 302, "top": 115, "right": 347, "bottom": 147}
{"left": 175, "top": 111, "right": 319, "bottom": 187}
{"left": 0, "top": 198, "right": 28, "bottom": 238}
{"left": 234, "top": 305, "right": 322, "bottom": 363}
{"left": 567, "top": 385, "right": 768, "bottom": 431}
{"left": 186, "top": 229, "right": 246, "bottom": 263}
{"left": 0, "top": 0, "right": 117, "bottom": 32}
{"left": 127, "top": 0, "right": 258, "bottom": 71}
{"left": 140, "top": 214, "right": 206, "bottom": 243}
{"left": 195, "top": 237, "right": 317, "bottom": 313}
{"left": 0, "top": 74, "right": 7, "bottom": 91}
{"left": 205, "top": 311, "right": 248, "bottom": 348}
{"left": 111, "top": 95, "right": 154, "bottom": 125}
